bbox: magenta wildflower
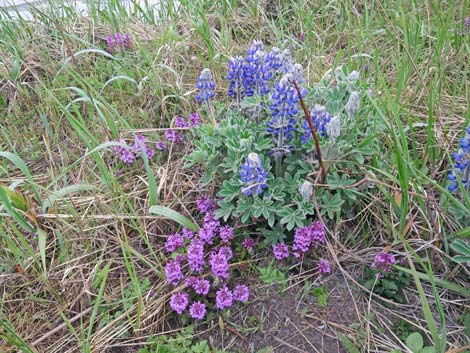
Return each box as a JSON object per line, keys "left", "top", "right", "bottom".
{"left": 182, "top": 227, "right": 194, "bottom": 239}
{"left": 187, "top": 238, "right": 205, "bottom": 272}
{"left": 219, "top": 225, "right": 234, "bottom": 243}
{"left": 293, "top": 221, "right": 326, "bottom": 257}
{"left": 193, "top": 278, "right": 211, "bottom": 296}
{"left": 372, "top": 251, "right": 396, "bottom": 277}
{"left": 165, "top": 233, "right": 184, "bottom": 253}
{"left": 114, "top": 138, "right": 135, "bottom": 164}
{"left": 242, "top": 238, "right": 255, "bottom": 250}
{"left": 169, "top": 292, "right": 189, "bottom": 315}
{"left": 293, "top": 226, "right": 311, "bottom": 257}
{"left": 203, "top": 212, "right": 220, "bottom": 231}
{"left": 133, "top": 134, "right": 155, "bottom": 159}
{"left": 218, "top": 246, "right": 233, "bottom": 260}
{"left": 273, "top": 243, "right": 289, "bottom": 260}
{"left": 209, "top": 251, "right": 229, "bottom": 280}
{"left": 189, "top": 301, "right": 206, "bottom": 320}
{"left": 184, "top": 276, "right": 198, "bottom": 288}
{"left": 309, "top": 221, "right": 326, "bottom": 247}
{"left": 215, "top": 286, "right": 233, "bottom": 309}
{"left": 174, "top": 116, "right": 190, "bottom": 128}
{"left": 232, "top": 285, "right": 249, "bottom": 303}
{"left": 189, "top": 112, "right": 200, "bottom": 127}
{"left": 199, "top": 226, "right": 216, "bottom": 244}
{"left": 318, "top": 259, "right": 331, "bottom": 274}
{"left": 165, "top": 259, "right": 184, "bottom": 286}
{"left": 196, "top": 196, "right": 214, "bottom": 214}
{"left": 165, "top": 129, "right": 183, "bottom": 143}
{"left": 156, "top": 141, "right": 166, "bottom": 150}
{"left": 106, "top": 32, "right": 132, "bottom": 53}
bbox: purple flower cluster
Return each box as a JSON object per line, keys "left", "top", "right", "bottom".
{"left": 196, "top": 196, "right": 215, "bottom": 214}
{"left": 165, "top": 233, "right": 184, "bottom": 253}
{"left": 106, "top": 32, "right": 132, "bottom": 53}
{"left": 225, "top": 41, "right": 298, "bottom": 102}
{"left": 302, "top": 105, "right": 333, "bottom": 144}
{"left": 163, "top": 198, "right": 249, "bottom": 319}
{"left": 458, "top": 17, "right": 470, "bottom": 36}
{"left": 267, "top": 73, "right": 299, "bottom": 143}
{"left": 113, "top": 135, "right": 155, "bottom": 165}
{"left": 372, "top": 251, "right": 396, "bottom": 278}
{"left": 447, "top": 125, "right": 470, "bottom": 192}
{"left": 165, "top": 113, "right": 200, "bottom": 145}
{"left": 273, "top": 243, "right": 289, "bottom": 260}
{"left": 196, "top": 69, "right": 216, "bottom": 103}
{"left": 271, "top": 222, "right": 330, "bottom": 275}
{"left": 240, "top": 153, "right": 268, "bottom": 196}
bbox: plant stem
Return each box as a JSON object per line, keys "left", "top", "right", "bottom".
{"left": 291, "top": 80, "right": 326, "bottom": 182}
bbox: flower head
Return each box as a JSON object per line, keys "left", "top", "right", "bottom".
{"left": 227, "top": 56, "right": 245, "bottom": 101}
{"left": 273, "top": 243, "right": 289, "bottom": 260}
{"left": 189, "top": 301, "right": 206, "bottom": 320}
{"left": 193, "top": 278, "right": 211, "bottom": 296}
{"left": 187, "top": 238, "right": 205, "bottom": 272}
{"left": 196, "top": 68, "right": 215, "bottom": 103}
{"left": 182, "top": 227, "right": 194, "bottom": 240}
{"left": 240, "top": 153, "right": 268, "bottom": 196}
{"left": 165, "top": 129, "right": 183, "bottom": 143}
{"left": 325, "top": 115, "right": 341, "bottom": 139}
{"left": 174, "top": 116, "right": 190, "bottom": 128}
{"left": 233, "top": 284, "right": 249, "bottom": 303}
{"left": 189, "top": 112, "right": 200, "bottom": 127}
{"left": 155, "top": 141, "right": 166, "bottom": 150}
{"left": 165, "top": 259, "right": 184, "bottom": 286}
{"left": 298, "top": 180, "right": 313, "bottom": 200}
{"left": 318, "top": 259, "right": 331, "bottom": 274}
{"left": 219, "top": 225, "right": 234, "bottom": 243}
{"left": 345, "top": 91, "right": 360, "bottom": 118}
{"left": 196, "top": 196, "right": 214, "bottom": 214}
{"left": 209, "top": 251, "right": 229, "bottom": 280}
{"left": 293, "top": 221, "right": 326, "bottom": 257}
{"left": 215, "top": 286, "right": 233, "bottom": 309}
{"left": 169, "top": 292, "right": 189, "bottom": 315}
{"left": 242, "top": 238, "right": 255, "bottom": 250}
{"left": 242, "top": 45, "right": 271, "bottom": 97}
{"left": 133, "top": 134, "right": 155, "bottom": 159}
{"left": 448, "top": 125, "right": 470, "bottom": 192}
{"left": 165, "top": 233, "right": 184, "bottom": 253}
{"left": 372, "top": 251, "right": 396, "bottom": 277}
{"left": 302, "top": 105, "right": 332, "bottom": 144}
{"left": 267, "top": 73, "right": 299, "bottom": 144}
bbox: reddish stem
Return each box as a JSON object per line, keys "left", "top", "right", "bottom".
{"left": 290, "top": 80, "right": 326, "bottom": 182}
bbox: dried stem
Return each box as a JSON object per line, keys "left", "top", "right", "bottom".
{"left": 290, "top": 80, "right": 326, "bottom": 182}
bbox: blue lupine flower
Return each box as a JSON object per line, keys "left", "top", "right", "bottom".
{"left": 448, "top": 125, "right": 470, "bottom": 192}
{"left": 242, "top": 41, "right": 271, "bottom": 97}
{"left": 301, "top": 104, "right": 332, "bottom": 144}
{"left": 196, "top": 69, "right": 215, "bottom": 103}
{"left": 267, "top": 74, "right": 299, "bottom": 142}
{"left": 266, "top": 47, "right": 283, "bottom": 73}
{"left": 240, "top": 153, "right": 268, "bottom": 196}
{"left": 227, "top": 56, "right": 245, "bottom": 101}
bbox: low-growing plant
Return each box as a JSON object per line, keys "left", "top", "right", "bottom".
{"left": 163, "top": 197, "right": 250, "bottom": 321}
{"left": 186, "top": 40, "right": 383, "bottom": 245}
{"left": 138, "top": 326, "right": 228, "bottom": 353}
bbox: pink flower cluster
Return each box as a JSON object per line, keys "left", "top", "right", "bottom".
{"left": 372, "top": 251, "right": 396, "bottom": 278}
{"left": 272, "top": 221, "right": 331, "bottom": 275}
{"left": 106, "top": 32, "right": 132, "bottom": 53}
{"left": 165, "top": 196, "right": 249, "bottom": 320}
{"left": 113, "top": 135, "right": 155, "bottom": 165}
{"left": 165, "top": 113, "right": 201, "bottom": 144}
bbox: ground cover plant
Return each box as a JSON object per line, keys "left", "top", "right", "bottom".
{"left": 0, "top": 0, "right": 469, "bottom": 352}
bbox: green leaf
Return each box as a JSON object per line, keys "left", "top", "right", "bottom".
{"left": 149, "top": 206, "right": 199, "bottom": 232}
{"left": 406, "top": 332, "right": 424, "bottom": 352}
{"left": 420, "top": 347, "right": 435, "bottom": 353}
{"left": 321, "top": 192, "right": 344, "bottom": 219}
{"left": 450, "top": 239, "right": 470, "bottom": 256}
{"left": 0, "top": 185, "right": 29, "bottom": 212}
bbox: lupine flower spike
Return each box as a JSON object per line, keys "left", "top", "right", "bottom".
{"left": 196, "top": 68, "right": 216, "bottom": 126}
{"left": 240, "top": 153, "right": 268, "bottom": 195}
{"left": 448, "top": 125, "right": 470, "bottom": 192}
